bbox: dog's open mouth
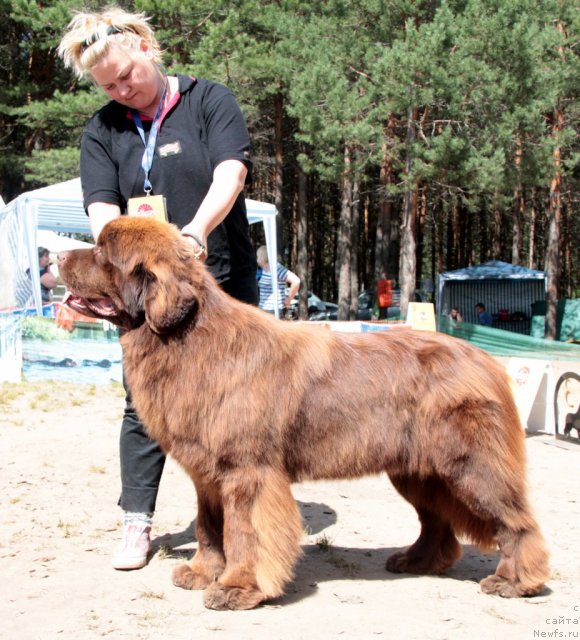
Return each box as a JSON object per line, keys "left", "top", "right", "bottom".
{"left": 63, "top": 292, "right": 118, "bottom": 319}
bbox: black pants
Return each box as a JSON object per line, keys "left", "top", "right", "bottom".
{"left": 118, "top": 272, "right": 259, "bottom": 513}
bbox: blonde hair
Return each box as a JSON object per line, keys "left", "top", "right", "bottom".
{"left": 58, "top": 7, "right": 163, "bottom": 79}
{"left": 256, "top": 245, "right": 270, "bottom": 267}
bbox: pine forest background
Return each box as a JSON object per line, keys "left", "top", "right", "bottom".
{"left": 1, "top": 0, "right": 578, "bottom": 331}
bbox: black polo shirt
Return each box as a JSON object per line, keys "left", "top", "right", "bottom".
{"left": 80, "top": 75, "right": 256, "bottom": 282}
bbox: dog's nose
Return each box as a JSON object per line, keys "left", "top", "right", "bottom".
{"left": 57, "top": 251, "right": 69, "bottom": 264}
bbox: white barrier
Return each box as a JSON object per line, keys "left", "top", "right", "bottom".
{"left": 506, "top": 358, "right": 555, "bottom": 434}
{"left": 0, "top": 312, "right": 22, "bottom": 383}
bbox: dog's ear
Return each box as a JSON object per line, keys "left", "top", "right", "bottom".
{"left": 99, "top": 218, "right": 204, "bottom": 333}
{"left": 143, "top": 253, "right": 202, "bottom": 333}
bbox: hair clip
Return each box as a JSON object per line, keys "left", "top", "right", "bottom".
{"left": 80, "top": 25, "right": 125, "bottom": 54}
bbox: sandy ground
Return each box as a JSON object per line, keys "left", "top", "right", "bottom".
{"left": 1, "top": 361, "right": 579, "bottom": 640}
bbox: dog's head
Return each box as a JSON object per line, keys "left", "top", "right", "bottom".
{"left": 58, "top": 217, "right": 205, "bottom": 333}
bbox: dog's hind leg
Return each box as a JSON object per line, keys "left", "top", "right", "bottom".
{"left": 172, "top": 478, "right": 226, "bottom": 590}
{"left": 448, "top": 473, "right": 550, "bottom": 597}
{"left": 203, "top": 468, "right": 303, "bottom": 610}
{"left": 430, "top": 428, "right": 550, "bottom": 597}
{"left": 386, "top": 474, "right": 463, "bottom": 575}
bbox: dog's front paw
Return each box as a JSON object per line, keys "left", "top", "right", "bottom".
{"left": 172, "top": 563, "right": 212, "bottom": 590}
{"left": 385, "top": 550, "right": 412, "bottom": 573}
{"left": 203, "top": 582, "right": 265, "bottom": 610}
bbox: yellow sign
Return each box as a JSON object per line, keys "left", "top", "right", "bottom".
{"left": 406, "top": 302, "right": 436, "bottom": 332}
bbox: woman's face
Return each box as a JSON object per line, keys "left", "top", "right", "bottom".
{"left": 39, "top": 253, "right": 50, "bottom": 268}
{"left": 90, "top": 41, "right": 163, "bottom": 116}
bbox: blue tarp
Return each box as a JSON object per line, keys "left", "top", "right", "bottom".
{"left": 439, "top": 260, "right": 546, "bottom": 282}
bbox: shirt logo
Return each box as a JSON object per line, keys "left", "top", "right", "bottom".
{"left": 159, "top": 141, "right": 182, "bottom": 157}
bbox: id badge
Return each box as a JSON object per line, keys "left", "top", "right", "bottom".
{"left": 127, "top": 194, "right": 168, "bottom": 222}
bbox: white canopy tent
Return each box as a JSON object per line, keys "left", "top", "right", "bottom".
{"left": 3, "top": 178, "right": 279, "bottom": 317}
{"left": 36, "top": 229, "right": 94, "bottom": 253}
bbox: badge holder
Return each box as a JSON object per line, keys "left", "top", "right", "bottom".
{"left": 127, "top": 192, "right": 168, "bottom": 222}
{"left": 129, "top": 83, "right": 169, "bottom": 223}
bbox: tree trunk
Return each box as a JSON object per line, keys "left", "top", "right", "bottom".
{"left": 350, "top": 165, "right": 360, "bottom": 319}
{"left": 492, "top": 190, "right": 502, "bottom": 260}
{"left": 528, "top": 188, "right": 537, "bottom": 270}
{"left": 416, "top": 187, "right": 427, "bottom": 287}
{"left": 337, "top": 145, "right": 353, "bottom": 321}
{"left": 512, "top": 132, "right": 524, "bottom": 265}
{"left": 273, "top": 92, "right": 285, "bottom": 251}
{"left": 545, "top": 105, "right": 563, "bottom": 340}
{"left": 375, "top": 114, "right": 398, "bottom": 281}
{"left": 399, "top": 107, "right": 419, "bottom": 319}
{"left": 436, "top": 199, "right": 444, "bottom": 275}
{"left": 431, "top": 198, "right": 438, "bottom": 290}
{"left": 450, "top": 197, "right": 460, "bottom": 270}
{"left": 296, "top": 161, "right": 309, "bottom": 320}
{"left": 478, "top": 201, "right": 489, "bottom": 263}
{"left": 361, "top": 194, "right": 371, "bottom": 289}
{"left": 545, "top": 22, "right": 567, "bottom": 340}
{"left": 561, "top": 196, "right": 572, "bottom": 298}
{"left": 465, "top": 204, "right": 475, "bottom": 265}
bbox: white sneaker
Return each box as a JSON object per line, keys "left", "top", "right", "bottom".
{"left": 111, "top": 520, "right": 151, "bottom": 570}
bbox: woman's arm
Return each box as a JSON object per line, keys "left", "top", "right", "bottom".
{"left": 87, "top": 202, "right": 122, "bottom": 241}
{"left": 40, "top": 269, "right": 59, "bottom": 290}
{"left": 284, "top": 270, "right": 301, "bottom": 308}
{"left": 180, "top": 159, "right": 248, "bottom": 259}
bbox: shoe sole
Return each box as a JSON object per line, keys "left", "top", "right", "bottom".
{"left": 111, "top": 557, "right": 148, "bottom": 570}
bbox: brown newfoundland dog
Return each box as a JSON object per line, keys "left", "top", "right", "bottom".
{"left": 57, "top": 216, "right": 549, "bottom": 610}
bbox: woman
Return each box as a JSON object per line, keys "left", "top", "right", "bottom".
{"left": 58, "top": 7, "right": 258, "bottom": 570}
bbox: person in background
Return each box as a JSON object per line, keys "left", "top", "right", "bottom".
{"left": 256, "top": 245, "right": 300, "bottom": 317}
{"left": 37, "top": 247, "right": 59, "bottom": 303}
{"left": 58, "top": 6, "right": 258, "bottom": 571}
{"left": 449, "top": 306, "right": 463, "bottom": 323}
{"left": 376, "top": 271, "right": 394, "bottom": 320}
{"left": 475, "top": 302, "right": 492, "bottom": 326}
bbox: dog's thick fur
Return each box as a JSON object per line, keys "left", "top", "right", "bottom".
{"left": 58, "top": 217, "right": 549, "bottom": 610}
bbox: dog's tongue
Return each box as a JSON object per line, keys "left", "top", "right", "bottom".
{"left": 63, "top": 292, "right": 117, "bottom": 318}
